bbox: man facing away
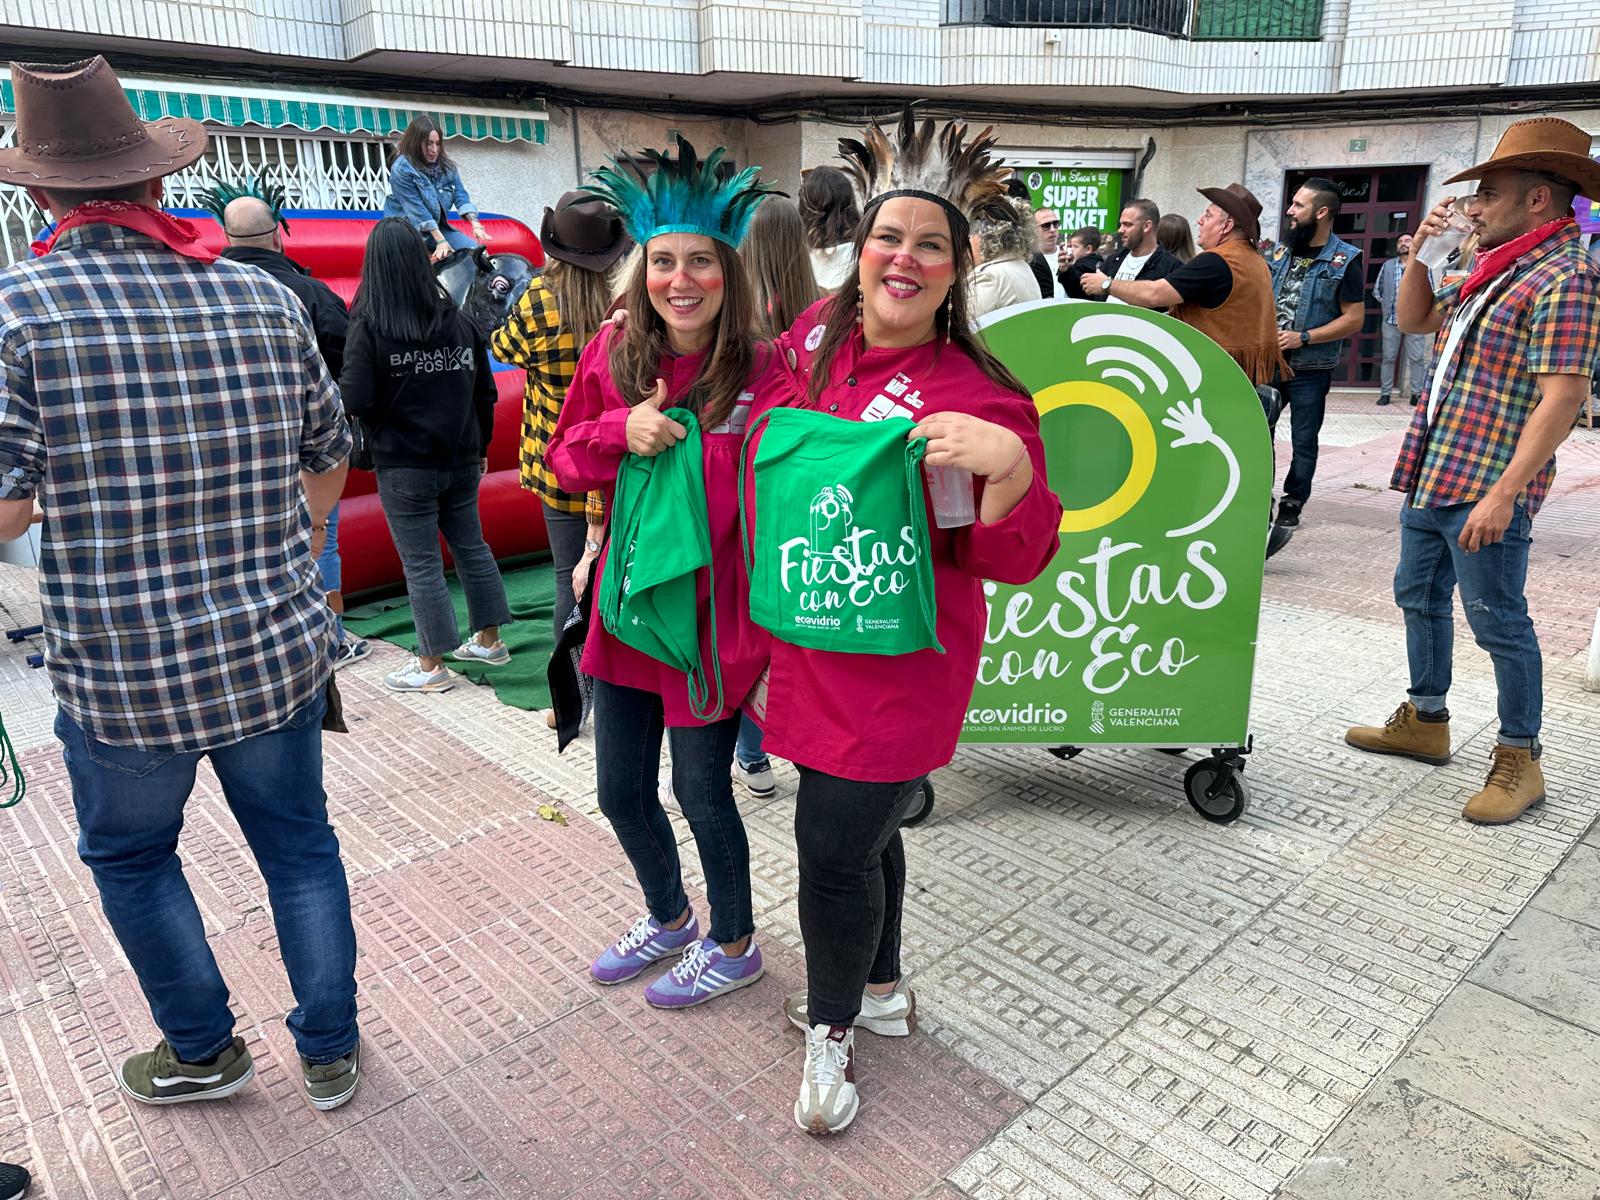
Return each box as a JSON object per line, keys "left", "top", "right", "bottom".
{"left": 1345, "top": 117, "right": 1600, "bottom": 825}
{"left": 0, "top": 58, "right": 361, "bottom": 1108}
{"left": 1371, "top": 233, "right": 1429, "bottom": 407}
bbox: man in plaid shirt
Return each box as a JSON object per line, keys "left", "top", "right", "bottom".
{"left": 0, "top": 58, "right": 361, "bottom": 1110}
{"left": 1346, "top": 117, "right": 1600, "bottom": 826}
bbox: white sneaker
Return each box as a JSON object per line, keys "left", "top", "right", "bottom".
{"left": 658, "top": 775, "right": 678, "bottom": 813}
{"left": 450, "top": 637, "right": 510, "bottom": 665}
{"left": 383, "top": 656, "right": 454, "bottom": 692}
{"left": 784, "top": 985, "right": 916, "bottom": 1037}
{"left": 732, "top": 758, "right": 777, "bottom": 799}
{"left": 795, "top": 1023, "right": 858, "bottom": 1135}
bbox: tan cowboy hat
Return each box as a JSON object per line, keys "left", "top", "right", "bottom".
{"left": 0, "top": 57, "right": 207, "bottom": 191}
{"left": 1445, "top": 117, "right": 1600, "bottom": 200}
{"left": 1196, "top": 182, "right": 1262, "bottom": 245}
{"left": 540, "top": 191, "right": 629, "bottom": 272}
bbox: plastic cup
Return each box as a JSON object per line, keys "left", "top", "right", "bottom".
{"left": 925, "top": 463, "right": 976, "bottom": 529}
{"left": 1415, "top": 203, "right": 1476, "bottom": 270}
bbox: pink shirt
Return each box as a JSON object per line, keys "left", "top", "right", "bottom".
{"left": 547, "top": 326, "right": 776, "bottom": 726}
{"left": 747, "top": 299, "right": 1062, "bottom": 782}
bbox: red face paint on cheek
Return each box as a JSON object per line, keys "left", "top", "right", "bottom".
{"left": 919, "top": 260, "right": 954, "bottom": 281}
{"left": 860, "top": 245, "right": 895, "bottom": 266}
{"left": 646, "top": 272, "right": 673, "bottom": 296}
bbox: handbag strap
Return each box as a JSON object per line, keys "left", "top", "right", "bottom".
{"left": 903, "top": 436, "right": 945, "bottom": 655}
{"left": 738, "top": 408, "right": 776, "bottom": 579}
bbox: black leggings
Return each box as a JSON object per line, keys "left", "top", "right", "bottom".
{"left": 794, "top": 766, "right": 926, "bottom": 1027}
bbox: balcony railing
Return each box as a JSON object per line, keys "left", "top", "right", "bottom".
{"left": 940, "top": 0, "right": 1324, "bottom": 39}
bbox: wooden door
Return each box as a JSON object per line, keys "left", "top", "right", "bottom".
{"left": 1283, "top": 167, "right": 1428, "bottom": 387}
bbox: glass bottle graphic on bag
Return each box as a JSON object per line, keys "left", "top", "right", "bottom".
{"left": 807, "top": 485, "right": 855, "bottom": 559}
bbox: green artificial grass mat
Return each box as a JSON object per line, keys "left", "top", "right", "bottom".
{"left": 343, "top": 558, "right": 556, "bottom": 711}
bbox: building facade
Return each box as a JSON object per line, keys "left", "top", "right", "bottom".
{"left": 5, "top": 0, "right": 1599, "bottom": 385}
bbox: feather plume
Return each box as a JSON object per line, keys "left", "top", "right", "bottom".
{"left": 837, "top": 108, "right": 1011, "bottom": 223}
{"left": 581, "top": 133, "right": 783, "bottom": 249}
{"left": 194, "top": 171, "right": 291, "bottom": 233}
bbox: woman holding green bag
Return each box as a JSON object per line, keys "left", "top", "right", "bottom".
{"left": 744, "top": 112, "right": 1064, "bottom": 1135}
{"left": 547, "top": 136, "right": 785, "bottom": 1011}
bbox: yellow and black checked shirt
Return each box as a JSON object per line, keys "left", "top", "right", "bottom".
{"left": 491, "top": 273, "right": 604, "bottom": 520}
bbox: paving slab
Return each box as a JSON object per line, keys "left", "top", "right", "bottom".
{"left": 1469, "top": 905, "right": 1600, "bottom": 1035}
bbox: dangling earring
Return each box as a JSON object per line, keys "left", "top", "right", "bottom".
{"left": 944, "top": 294, "right": 953, "bottom": 344}
{"left": 855, "top": 287, "right": 864, "bottom": 326}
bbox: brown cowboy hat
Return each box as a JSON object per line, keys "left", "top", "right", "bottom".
{"left": 1196, "top": 182, "right": 1262, "bottom": 245}
{"left": 540, "top": 191, "right": 628, "bottom": 272}
{"left": 1444, "top": 117, "right": 1600, "bottom": 200}
{"left": 0, "top": 57, "right": 207, "bottom": 192}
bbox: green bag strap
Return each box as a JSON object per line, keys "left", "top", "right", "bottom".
{"left": 904, "top": 436, "right": 945, "bottom": 655}
{"left": 673, "top": 413, "right": 724, "bottom": 723}
{"left": 738, "top": 407, "right": 777, "bottom": 580}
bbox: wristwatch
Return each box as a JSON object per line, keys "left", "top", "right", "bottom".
{"left": 584, "top": 538, "right": 602, "bottom": 553}
{"left": 1300, "top": 330, "right": 1311, "bottom": 347}
{"left": 1100, "top": 276, "right": 1113, "bottom": 294}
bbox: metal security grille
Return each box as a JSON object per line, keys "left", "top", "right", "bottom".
{"left": 0, "top": 125, "right": 390, "bottom": 265}
{"left": 942, "top": 0, "right": 1190, "bottom": 35}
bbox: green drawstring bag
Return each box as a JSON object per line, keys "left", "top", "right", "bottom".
{"left": 740, "top": 407, "right": 942, "bottom": 656}
{"left": 598, "top": 408, "right": 722, "bottom": 719}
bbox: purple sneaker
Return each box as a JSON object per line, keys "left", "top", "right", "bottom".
{"left": 591, "top": 913, "right": 700, "bottom": 985}
{"left": 644, "top": 937, "right": 764, "bottom": 1009}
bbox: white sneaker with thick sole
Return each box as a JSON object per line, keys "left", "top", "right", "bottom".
{"left": 732, "top": 758, "right": 777, "bottom": 799}
{"left": 383, "top": 656, "right": 454, "bottom": 693}
{"left": 795, "top": 1023, "right": 858, "bottom": 1134}
{"left": 785, "top": 985, "right": 916, "bottom": 1036}
{"left": 450, "top": 638, "right": 510, "bottom": 665}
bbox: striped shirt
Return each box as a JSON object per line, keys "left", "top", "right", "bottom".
{"left": 0, "top": 224, "right": 351, "bottom": 750}
{"left": 490, "top": 273, "right": 604, "bottom": 521}
{"left": 1391, "top": 222, "right": 1600, "bottom": 516}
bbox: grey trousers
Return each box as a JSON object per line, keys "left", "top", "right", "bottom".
{"left": 543, "top": 502, "right": 589, "bottom": 641}
{"left": 1381, "top": 321, "right": 1430, "bottom": 398}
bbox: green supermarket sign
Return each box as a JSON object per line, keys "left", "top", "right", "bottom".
{"left": 965, "top": 302, "right": 1271, "bottom": 747}
{"left": 1019, "top": 166, "right": 1123, "bottom": 237}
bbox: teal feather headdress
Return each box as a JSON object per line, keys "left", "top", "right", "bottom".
{"left": 194, "top": 172, "right": 291, "bottom": 234}
{"left": 581, "top": 134, "right": 782, "bottom": 249}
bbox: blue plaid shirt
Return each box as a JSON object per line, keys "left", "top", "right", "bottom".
{"left": 0, "top": 224, "right": 351, "bottom": 750}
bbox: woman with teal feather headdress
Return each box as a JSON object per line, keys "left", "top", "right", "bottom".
{"left": 545, "top": 135, "right": 786, "bottom": 1011}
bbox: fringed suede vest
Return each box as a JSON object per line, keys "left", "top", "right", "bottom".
{"left": 1172, "top": 237, "right": 1291, "bottom": 385}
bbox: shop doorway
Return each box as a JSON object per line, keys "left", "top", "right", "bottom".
{"left": 1283, "top": 167, "right": 1428, "bottom": 388}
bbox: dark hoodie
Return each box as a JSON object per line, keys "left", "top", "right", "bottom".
{"left": 340, "top": 303, "right": 497, "bottom": 469}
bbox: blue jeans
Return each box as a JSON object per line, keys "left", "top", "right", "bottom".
{"left": 1276, "top": 368, "right": 1333, "bottom": 505}
{"left": 316, "top": 501, "right": 344, "bottom": 642}
{"left": 735, "top": 712, "right": 768, "bottom": 771}
{"left": 439, "top": 227, "right": 477, "bottom": 251}
{"left": 57, "top": 691, "right": 358, "bottom": 1064}
{"left": 376, "top": 464, "right": 512, "bottom": 657}
{"left": 1395, "top": 498, "right": 1540, "bottom": 746}
{"left": 592, "top": 679, "right": 753, "bottom": 944}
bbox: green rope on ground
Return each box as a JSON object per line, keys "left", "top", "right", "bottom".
{"left": 0, "top": 712, "right": 24, "bottom": 808}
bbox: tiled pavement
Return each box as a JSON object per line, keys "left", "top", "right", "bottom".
{"left": 0, "top": 395, "right": 1596, "bottom": 1199}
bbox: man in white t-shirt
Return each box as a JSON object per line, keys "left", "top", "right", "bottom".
{"left": 1080, "top": 198, "right": 1182, "bottom": 306}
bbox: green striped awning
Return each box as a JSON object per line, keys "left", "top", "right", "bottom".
{"left": 0, "top": 76, "right": 546, "bottom": 143}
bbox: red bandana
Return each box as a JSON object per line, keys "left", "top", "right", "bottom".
{"left": 31, "top": 200, "right": 217, "bottom": 262}
{"left": 1457, "top": 215, "right": 1573, "bottom": 302}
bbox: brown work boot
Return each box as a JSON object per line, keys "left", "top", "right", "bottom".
{"left": 1462, "top": 745, "right": 1546, "bottom": 825}
{"left": 1344, "top": 702, "right": 1452, "bottom": 766}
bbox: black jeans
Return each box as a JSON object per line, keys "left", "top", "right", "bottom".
{"left": 592, "top": 679, "right": 752, "bottom": 945}
{"left": 794, "top": 767, "right": 926, "bottom": 1027}
{"left": 1273, "top": 368, "right": 1333, "bottom": 505}
{"left": 543, "top": 503, "right": 588, "bottom": 641}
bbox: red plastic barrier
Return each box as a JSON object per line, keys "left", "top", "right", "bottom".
{"left": 174, "top": 209, "right": 549, "bottom": 596}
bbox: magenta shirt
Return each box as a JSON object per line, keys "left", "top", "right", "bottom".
{"left": 745, "top": 299, "right": 1063, "bottom": 782}
{"left": 547, "top": 325, "right": 777, "bottom": 726}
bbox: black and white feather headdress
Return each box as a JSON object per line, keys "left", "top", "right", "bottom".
{"left": 836, "top": 109, "right": 1013, "bottom": 234}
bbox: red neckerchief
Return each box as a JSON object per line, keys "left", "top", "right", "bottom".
{"left": 1457, "top": 215, "right": 1572, "bottom": 302}
{"left": 31, "top": 200, "right": 217, "bottom": 262}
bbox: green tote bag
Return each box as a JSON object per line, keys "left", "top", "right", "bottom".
{"left": 598, "top": 408, "right": 722, "bottom": 719}
{"left": 740, "top": 407, "right": 942, "bottom": 656}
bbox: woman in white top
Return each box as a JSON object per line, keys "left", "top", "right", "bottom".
{"left": 798, "top": 165, "right": 860, "bottom": 292}
{"left": 968, "top": 196, "right": 1041, "bottom": 319}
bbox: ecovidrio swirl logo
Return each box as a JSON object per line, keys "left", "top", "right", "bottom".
{"left": 962, "top": 302, "right": 1272, "bottom": 746}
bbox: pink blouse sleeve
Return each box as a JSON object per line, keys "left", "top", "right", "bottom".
{"left": 951, "top": 394, "right": 1062, "bottom": 585}
{"left": 547, "top": 332, "right": 631, "bottom": 493}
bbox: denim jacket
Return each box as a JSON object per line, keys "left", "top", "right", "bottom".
{"left": 382, "top": 156, "right": 476, "bottom": 235}
{"left": 1269, "top": 231, "right": 1361, "bottom": 371}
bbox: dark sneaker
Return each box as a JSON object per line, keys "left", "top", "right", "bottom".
{"left": 1376, "top": 393, "right": 1391, "bottom": 406}
{"left": 302, "top": 1043, "right": 360, "bottom": 1112}
{"left": 1274, "top": 499, "right": 1302, "bottom": 529}
{"left": 119, "top": 1036, "right": 254, "bottom": 1105}
{"left": 1409, "top": 393, "right": 1422, "bottom": 407}
{"left": 333, "top": 637, "right": 371, "bottom": 671}
{"left": 0, "top": 1161, "right": 30, "bottom": 1200}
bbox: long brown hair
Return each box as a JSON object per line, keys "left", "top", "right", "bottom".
{"left": 807, "top": 199, "right": 1029, "bottom": 404}
{"left": 798, "top": 166, "right": 861, "bottom": 250}
{"left": 396, "top": 115, "right": 454, "bottom": 172}
{"left": 740, "top": 198, "right": 821, "bottom": 339}
{"left": 608, "top": 238, "right": 756, "bottom": 430}
{"left": 544, "top": 258, "right": 612, "bottom": 348}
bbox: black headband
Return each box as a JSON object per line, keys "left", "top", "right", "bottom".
{"left": 865, "top": 189, "right": 971, "bottom": 240}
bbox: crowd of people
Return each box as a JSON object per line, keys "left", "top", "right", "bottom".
{"left": 0, "top": 51, "right": 1597, "bottom": 1190}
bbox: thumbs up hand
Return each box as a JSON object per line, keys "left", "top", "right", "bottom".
{"left": 625, "top": 378, "right": 688, "bottom": 456}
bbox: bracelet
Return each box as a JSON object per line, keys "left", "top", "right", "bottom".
{"left": 987, "top": 444, "right": 1029, "bottom": 484}
{"left": 311, "top": 523, "right": 327, "bottom": 532}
